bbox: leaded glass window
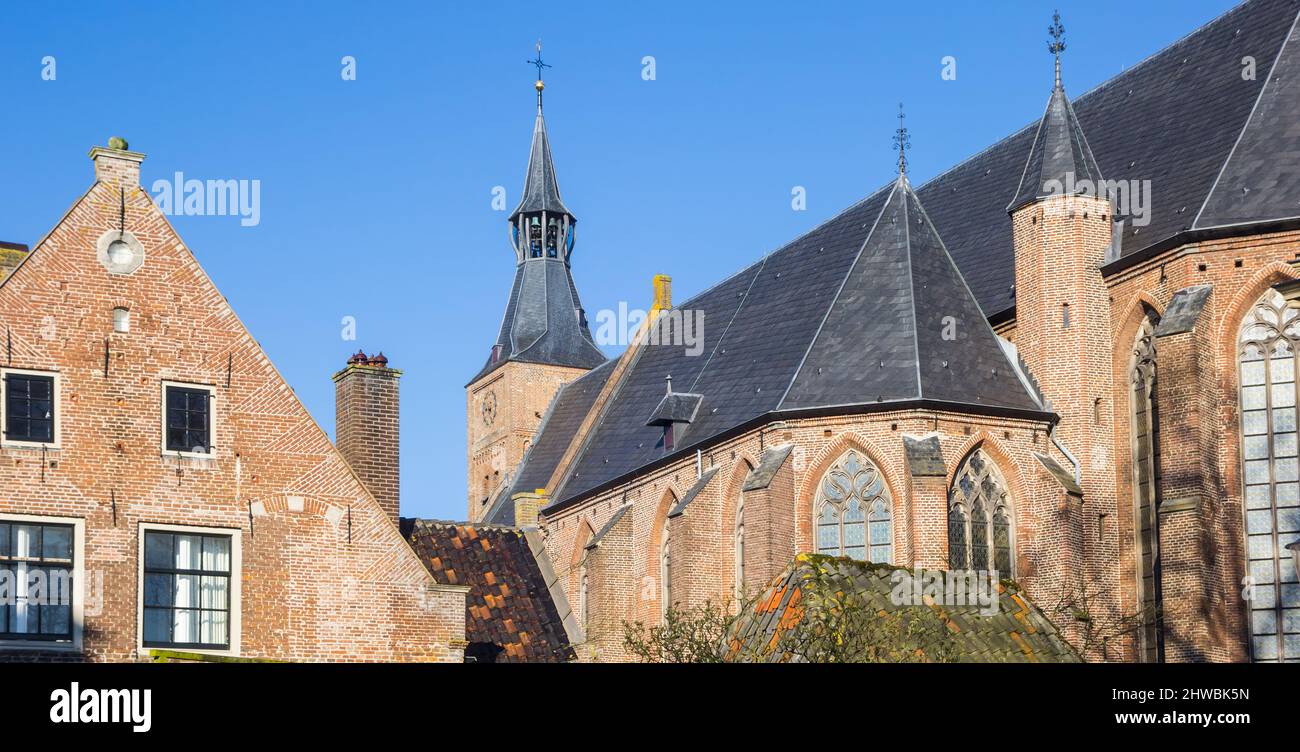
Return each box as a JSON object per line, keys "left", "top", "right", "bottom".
{"left": 1237, "top": 289, "right": 1300, "bottom": 662}
{"left": 948, "top": 448, "right": 1014, "bottom": 577}
{"left": 1131, "top": 313, "right": 1164, "bottom": 662}
{"left": 813, "top": 450, "right": 892, "bottom": 563}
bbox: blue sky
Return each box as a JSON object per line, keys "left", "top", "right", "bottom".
{"left": 1, "top": 0, "right": 1238, "bottom": 519}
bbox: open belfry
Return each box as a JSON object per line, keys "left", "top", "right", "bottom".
{"left": 469, "top": 1, "right": 1300, "bottom": 662}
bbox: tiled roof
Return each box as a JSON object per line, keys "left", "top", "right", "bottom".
{"left": 726, "top": 554, "right": 1081, "bottom": 663}
{"left": 403, "top": 519, "right": 577, "bottom": 662}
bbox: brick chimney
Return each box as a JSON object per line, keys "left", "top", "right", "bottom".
{"left": 89, "top": 137, "right": 144, "bottom": 188}
{"left": 333, "top": 350, "right": 402, "bottom": 525}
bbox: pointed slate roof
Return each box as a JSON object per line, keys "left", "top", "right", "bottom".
{"left": 510, "top": 109, "right": 573, "bottom": 221}
{"left": 472, "top": 108, "right": 606, "bottom": 383}
{"left": 1006, "top": 86, "right": 1103, "bottom": 213}
{"left": 918, "top": 0, "right": 1300, "bottom": 319}
{"left": 533, "top": 176, "right": 1049, "bottom": 512}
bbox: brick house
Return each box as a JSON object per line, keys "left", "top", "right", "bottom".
{"left": 0, "top": 142, "right": 468, "bottom": 662}
{"left": 472, "top": 0, "right": 1300, "bottom": 663}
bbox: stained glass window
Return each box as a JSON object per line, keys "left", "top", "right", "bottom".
{"left": 1131, "top": 313, "right": 1164, "bottom": 662}
{"left": 948, "top": 448, "right": 1015, "bottom": 577}
{"left": 1237, "top": 289, "right": 1300, "bottom": 663}
{"left": 660, "top": 520, "right": 672, "bottom": 618}
{"left": 812, "top": 450, "right": 892, "bottom": 563}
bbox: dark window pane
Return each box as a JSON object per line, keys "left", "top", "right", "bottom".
{"left": 143, "top": 607, "right": 171, "bottom": 644}
{"left": 0, "top": 523, "right": 9, "bottom": 558}
{"left": 144, "top": 573, "right": 173, "bottom": 607}
{"left": 144, "top": 533, "right": 173, "bottom": 568}
{"left": 42, "top": 527, "right": 70, "bottom": 561}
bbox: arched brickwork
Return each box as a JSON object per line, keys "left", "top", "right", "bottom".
{"left": 795, "top": 433, "right": 901, "bottom": 556}
{"left": 720, "top": 455, "right": 756, "bottom": 601}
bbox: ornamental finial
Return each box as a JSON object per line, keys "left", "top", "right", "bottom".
{"left": 527, "top": 39, "right": 552, "bottom": 110}
{"left": 1048, "top": 10, "right": 1066, "bottom": 90}
{"left": 892, "top": 102, "right": 911, "bottom": 176}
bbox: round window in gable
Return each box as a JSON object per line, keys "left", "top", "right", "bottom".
{"left": 96, "top": 230, "right": 145, "bottom": 275}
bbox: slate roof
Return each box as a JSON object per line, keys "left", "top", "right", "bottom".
{"left": 403, "top": 519, "right": 577, "bottom": 662}
{"left": 1006, "top": 86, "right": 1103, "bottom": 213}
{"left": 510, "top": 107, "right": 573, "bottom": 221}
{"left": 541, "top": 176, "right": 1049, "bottom": 511}
{"left": 726, "top": 554, "right": 1080, "bottom": 663}
{"left": 922, "top": 0, "right": 1300, "bottom": 319}
{"left": 472, "top": 106, "right": 606, "bottom": 383}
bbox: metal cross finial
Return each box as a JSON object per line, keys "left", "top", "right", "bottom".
{"left": 527, "top": 40, "right": 552, "bottom": 109}
{"left": 1048, "top": 10, "right": 1066, "bottom": 89}
{"left": 892, "top": 102, "right": 911, "bottom": 176}
{"left": 527, "top": 40, "right": 551, "bottom": 81}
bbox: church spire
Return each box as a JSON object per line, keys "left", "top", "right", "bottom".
{"left": 471, "top": 46, "right": 605, "bottom": 384}
{"left": 1006, "top": 11, "right": 1102, "bottom": 213}
{"left": 510, "top": 41, "right": 576, "bottom": 264}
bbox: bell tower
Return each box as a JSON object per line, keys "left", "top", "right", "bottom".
{"left": 466, "top": 45, "right": 606, "bottom": 522}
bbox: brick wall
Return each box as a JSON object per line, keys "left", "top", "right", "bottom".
{"left": 334, "top": 359, "right": 401, "bottom": 526}
{"left": 466, "top": 361, "right": 589, "bottom": 521}
{"left": 0, "top": 145, "right": 466, "bottom": 662}
{"left": 540, "top": 410, "right": 1075, "bottom": 661}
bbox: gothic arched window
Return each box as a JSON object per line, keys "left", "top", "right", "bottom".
{"left": 1131, "top": 312, "right": 1164, "bottom": 662}
{"left": 578, "top": 567, "right": 589, "bottom": 637}
{"left": 948, "top": 448, "right": 1014, "bottom": 576}
{"left": 1238, "top": 289, "right": 1300, "bottom": 662}
{"left": 734, "top": 498, "right": 745, "bottom": 598}
{"left": 734, "top": 460, "right": 753, "bottom": 600}
{"left": 660, "top": 521, "right": 672, "bottom": 618}
{"left": 814, "top": 450, "right": 892, "bottom": 563}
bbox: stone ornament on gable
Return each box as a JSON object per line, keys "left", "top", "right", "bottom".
{"left": 96, "top": 229, "right": 145, "bottom": 275}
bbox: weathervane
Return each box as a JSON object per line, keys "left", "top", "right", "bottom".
{"left": 526, "top": 40, "right": 552, "bottom": 108}
{"left": 1048, "top": 10, "right": 1066, "bottom": 89}
{"left": 892, "top": 102, "right": 911, "bottom": 176}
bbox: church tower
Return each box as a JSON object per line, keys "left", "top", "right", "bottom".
{"left": 466, "top": 48, "right": 606, "bottom": 522}
{"left": 1007, "top": 13, "right": 1119, "bottom": 657}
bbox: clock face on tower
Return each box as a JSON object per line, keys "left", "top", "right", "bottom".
{"left": 482, "top": 390, "right": 498, "bottom": 426}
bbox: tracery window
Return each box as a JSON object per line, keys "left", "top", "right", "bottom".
{"left": 1131, "top": 313, "right": 1164, "bottom": 662}
{"left": 1238, "top": 289, "right": 1300, "bottom": 662}
{"left": 948, "top": 448, "right": 1014, "bottom": 576}
{"left": 814, "top": 450, "right": 892, "bottom": 563}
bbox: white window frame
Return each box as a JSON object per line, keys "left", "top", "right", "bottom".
{"left": 0, "top": 368, "right": 62, "bottom": 450}
{"left": 0, "top": 513, "right": 84, "bottom": 652}
{"left": 136, "top": 522, "right": 242, "bottom": 658}
{"left": 160, "top": 380, "right": 217, "bottom": 459}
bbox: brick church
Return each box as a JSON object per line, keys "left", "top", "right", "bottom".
{"left": 470, "top": 0, "right": 1300, "bottom": 662}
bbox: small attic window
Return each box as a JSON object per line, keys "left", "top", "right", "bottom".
{"left": 663, "top": 423, "right": 675, "bottom": 453}
{"left": 113, "top": 307, "right": 130, "bottom": 333}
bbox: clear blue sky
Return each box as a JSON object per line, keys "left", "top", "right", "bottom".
{"left": 1, "top": 0, "right": 1237, "bottom": 519}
